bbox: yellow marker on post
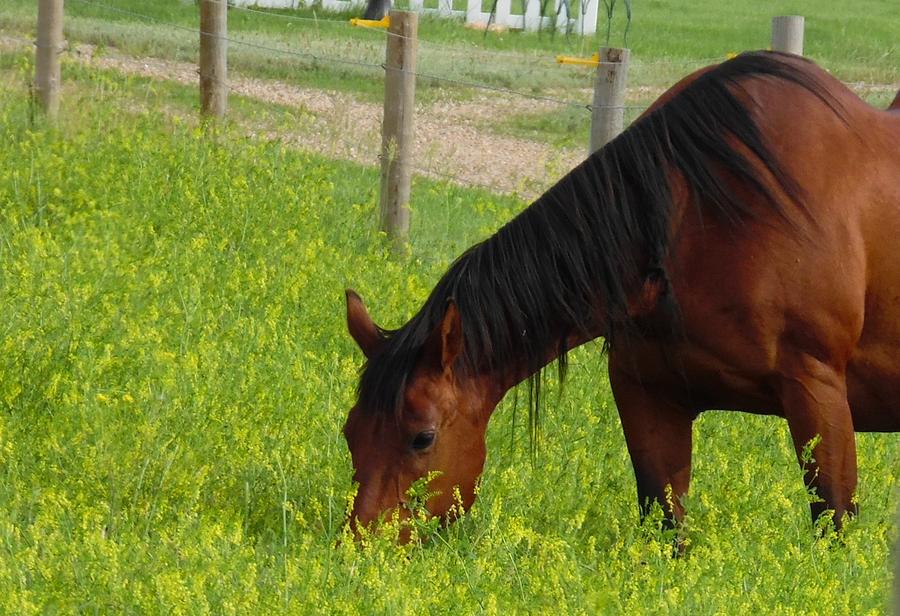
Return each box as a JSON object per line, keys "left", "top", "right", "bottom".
{"left": 350, "top": 15, "right": 391, "bottom": 28}
{"left": 555, "top": 52, "right": 600, "bottom": 67}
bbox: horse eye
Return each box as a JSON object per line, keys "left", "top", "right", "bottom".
{"left": 411, "top": 431, "right": 435, "bottom": 451}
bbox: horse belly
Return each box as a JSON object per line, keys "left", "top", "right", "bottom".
{"left": 849, "top": 166, "right": 900, "bottom": 431}
{"left": 848, "top": 349, "right": 900, "bottom": 431}
{"left": 847, "top": 285, "right": 900, "bottom": 431}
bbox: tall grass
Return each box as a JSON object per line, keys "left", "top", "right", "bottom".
{"left": 0, "top": 50, "right": 898, "bottom": 613}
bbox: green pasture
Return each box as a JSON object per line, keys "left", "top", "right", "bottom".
{"left": 1, "top": 0, "right": 896, "bottom": 150}
{"left": 1, "top": 37, "right": 899, "bottom": 613}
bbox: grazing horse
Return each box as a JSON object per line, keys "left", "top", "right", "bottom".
{"left": 343, "top": 51, "right": 900, "bottom": 540}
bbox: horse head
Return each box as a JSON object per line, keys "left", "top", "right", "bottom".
{"left": 342, "top": 290, "right": 496, "bottom": 540}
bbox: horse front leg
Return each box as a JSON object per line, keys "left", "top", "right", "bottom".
{"left": 779, "top": 357, "right": 858, "bottom": 530}
{"left": 609, "top": 359, "right": 694, "bottom": 531}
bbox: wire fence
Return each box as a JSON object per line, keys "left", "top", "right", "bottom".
{"left": 67, "top": 0, "right": 386, "bottom": 70}
{"left": 67, "top": 0, "right": 606, "bottom": 109}
{"left": 48, "top": 0, "right": 617, "bottom": 195}
{"left": 10, "top": 0, "right": 898, "bottom": 197}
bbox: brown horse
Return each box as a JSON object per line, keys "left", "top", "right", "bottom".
{"left": 343, "top": 51, "right": 900, "bottom": 541}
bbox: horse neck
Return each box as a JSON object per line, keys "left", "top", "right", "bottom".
{"left": 475, "top": 327, "right": 598, "bottom": 411}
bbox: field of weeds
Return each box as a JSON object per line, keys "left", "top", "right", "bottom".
{"left": 0, "top": 16, "right": 899, "bottom": 615}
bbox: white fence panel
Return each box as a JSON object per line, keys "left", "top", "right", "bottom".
{"left": 230, "top": 0, "right": 300, "bottom": 7}
{"left": 229, "top": 0, "right": 596, "bottom": 34}
{"left": 523, "top": 0, "right": 540, "bottom": 31}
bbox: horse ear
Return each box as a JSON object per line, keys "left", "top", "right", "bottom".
{"left": 440, "top": 301, "right": 464, "bottom": 371}
{"left": 346, "top": 289, "right": 383, "bottom": 358}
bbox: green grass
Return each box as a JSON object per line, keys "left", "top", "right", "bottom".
{"left": 1, "top": 51, "right": 899, "bottom": 613}
{"left": 2, "top": 0, "right": 897, "bottom": 95}
{"left": 494, "top": 98, "right": 655, "bottom": 150}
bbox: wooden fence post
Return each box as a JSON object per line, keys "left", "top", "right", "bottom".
{"left": 199, "top": 0, "right": 228, "bottom": 118}
{"left": 35, "top": 0, "right": 64, "bottom": 121}
{"left": 771, "top": 15, "right": 804, "bottom": 55}
{"left": 379, "top": 10, "right": 418, "bottom": 245}
{"left": 589, "top": 47, "right": 630, "bottom": 154}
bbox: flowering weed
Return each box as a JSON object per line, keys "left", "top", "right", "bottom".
{"left": 0, "top": 60, "right": 897, "bottom": 615}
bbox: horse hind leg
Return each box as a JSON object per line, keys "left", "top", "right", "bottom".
{"left": 779, "top": 356, "right": 858, "bottom": 530}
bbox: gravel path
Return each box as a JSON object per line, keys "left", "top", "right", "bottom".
{"left": 63, "top": 40, "right": 589, "bottom": 198}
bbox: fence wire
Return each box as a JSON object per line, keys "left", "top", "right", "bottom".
{"left": 68, "top": 0, "right": 830, "bottom": 114}
{"left": 211, "top": 0, "right": 350, "bottom": 26}
{"left": 66, "top": 0, "right": 598, "bottom": 111}
{"left": 67, "top": 0, "right": 385, "bottom": 70}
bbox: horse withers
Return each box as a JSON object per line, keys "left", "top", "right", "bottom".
{"left": 343, "top": 51, "right": 900, "bottom": 540}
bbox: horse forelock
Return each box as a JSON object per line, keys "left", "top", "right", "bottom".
{"left": 356, "top": 51, "right": 841, "bottom": 420}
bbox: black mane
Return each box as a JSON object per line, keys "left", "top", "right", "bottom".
{"left": 357, "top": 51, "right": 837, "bottom": 418}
